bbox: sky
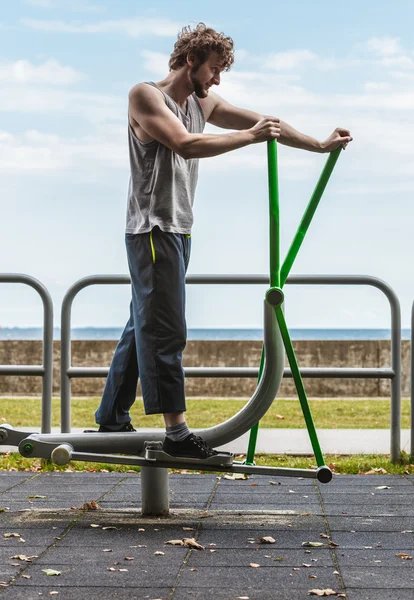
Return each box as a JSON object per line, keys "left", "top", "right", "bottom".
{"left": 1, "top": 0, "right": 414, "bottom": 331}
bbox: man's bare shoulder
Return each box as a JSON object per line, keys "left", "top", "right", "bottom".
{"left": 129, "top": 82, "right": 162, "bottom": 103}
{"left": 199, "top": 90, "right": 221, "bottom": 121}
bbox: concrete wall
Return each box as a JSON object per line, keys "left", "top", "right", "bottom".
{"left": 0, "top": 339, "right": 409, "bottom": 397}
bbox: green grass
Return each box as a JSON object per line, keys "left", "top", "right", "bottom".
{"left": 1, "top": 451, "right": 413, "bottom": 475}
{"left": 0, "top": 396, "right": 410, "bottom": 429}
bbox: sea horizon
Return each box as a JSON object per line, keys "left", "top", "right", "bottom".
{"left": 0, "top": 327, "right": 410, "bottom": 341}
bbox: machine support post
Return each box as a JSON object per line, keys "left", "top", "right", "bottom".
{"left": 141, "top": 466, "right": 169, "bottom": 517}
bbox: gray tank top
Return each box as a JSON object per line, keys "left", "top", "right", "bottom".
{"left": 125, "top": 81, "right": 205, "bottom": 235}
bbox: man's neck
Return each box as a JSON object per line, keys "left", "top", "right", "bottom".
{"left": 155, "top": 69, "right": 194, "bottom": 110}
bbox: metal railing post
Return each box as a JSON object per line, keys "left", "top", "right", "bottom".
{"left": 60, "top": 276, "right": 130, "bottom": 433}
{"left": 411, "top": 302, "right": 414, "bottom": 459}
{"left": 0, "top": 274, "right": 53, "bottom": 433}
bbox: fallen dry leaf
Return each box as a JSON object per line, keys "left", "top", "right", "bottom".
{"left": 3, "top": 533, "right": 21, "bottom": 538}
{"left": 183, "top": 538, "right": 204, "bottom": 550}
{"left": 401, "top": 530, "right": 414, "bottom": 534}
{"left": 308, "top": 590, "right": 337, "bottom": 597}
{"left": 42, "top": 569, "right": 61, "bottom": 576}
{"left": 103, "top": 549, "right": 112, "bottom": 552}
{"left": 183, "top": 527, "right": 194, "bottom": 531}
{"left": 376, "top": 486, "right": 391, "bottom": 490}
{"left": 154, "top": 551, "right": 165, "bottom": 556}
{"left": 276, "top": 414, "right": 284, "bottom": 420}
{"left": 320, "top": 534, "right": 330, "bottom": 539}
{"left": 396, "top": 553, "right": 413, "bottom": 560}
{"left": 360, "top": 467, "right": 387, "bottom": 475}
{"left": 302, "top": 542, "right": 325, "bottom": 548}
{"left": 250, "top": 563, "right": 260, "bottom": 568}
{"left": 90, "top": 524, "right": 100, "bottom": 528}
{"left": 10, "top": 555, "right": 38, "bottom": 562}
{"left": 258, "top": 536, "right": 276, "bottom": 544}
{"left": 102, "top": 526, "right": 118, "bottom": 531}
{"left": 28, "top": 495, "right": 46, "bottom": 499}
{"left": 165, "top": 539, "right": 185, "bottom": 546}
{"left": 223, "top": 473, "right": 248, "bottom": 480}
{"left": 124, "top": 557, "right": 134, "bottom": 561}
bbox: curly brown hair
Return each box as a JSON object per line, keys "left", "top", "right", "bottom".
{"left": 169, "top": 23, "right": 234, "bottom": 71}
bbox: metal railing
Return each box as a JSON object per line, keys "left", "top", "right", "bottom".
{"left": 411, "top": 301, "right": 414, "bottom": 458}
{"left": 60, "top": 274, "right": 401, "bottom": 460}
{"left": 0, "top": 274, "right": 53, "bottom": 433}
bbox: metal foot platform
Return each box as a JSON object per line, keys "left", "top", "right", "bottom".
{"left": 145, "top": 447, "right": 234, "bottom": 467}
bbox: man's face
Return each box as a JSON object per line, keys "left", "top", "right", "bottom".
{"left": 189, "top": 52, "right": 224, "bottom": 98}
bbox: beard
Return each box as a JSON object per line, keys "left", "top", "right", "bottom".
{"left": 190, "top": 65, "right": 208, "bottom": 98}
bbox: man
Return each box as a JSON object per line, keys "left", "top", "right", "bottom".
{"left": 94, "top": 23, "right": 352, "bottom": 460}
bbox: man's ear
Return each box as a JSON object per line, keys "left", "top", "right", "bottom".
{"left": 186, "top": 53, "right": 196, "bottom": 67}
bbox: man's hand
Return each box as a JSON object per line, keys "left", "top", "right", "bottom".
{"left": 249, "top": 117, "right": 281, "bottom": 144}
{"left": 321, "top": 128, "right": 353, "bottom": 152}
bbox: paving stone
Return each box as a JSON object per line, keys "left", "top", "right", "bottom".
{"left": 58, "top": 525, "right": 197, "bottom": 548}
{"left": 177, "top": 565, "right": 340, "bottom": 588}
{"left": 200, "top": 514, "right": 325, "bottom": 531}
{"left": 346, "top": 591, "right": 414, "bottom": 600}
{"left": 326, "top": 531, "right": 414, "bottom": 549}
{"left": 319, "top": 493, "right": 414, "bottom": 505}
{"left": 219, "top": 477, "right": 317, "bottom": 488}
{"left": 0, "top": 587, "right": 171, "bottom": 600}
{"left": 336, "top": 548, "right": 414, "bottom": 566}
{"left": 340, "top": 566, "right": 414, "bottom": 588}
{"left": 33, "top": 545, "right": 188, "bottom": 564}
{"left": 197, "top": 529, "right": 333, "bottom": 550}
{"left": 187, "top": 547, "right": 334, "bottom": 567}
{"left": 14, "top": 561, "right": 180, "bottom": 587}
{"left": 172, "top": 590, "right": 341, "bottom": 600}
{"left": 212, "top": 492, "right": 319, "bottom": 505}
{"left": 209, "top": 504, "right": 324, "bottom": 514}
{"left": 0, "top": 527, "right": 69, "bottom": 548}
{"left": 323, "top": 505, "right": 414, "bottom": 517}
{"left": 328, "top": 516, "right": 414, "bottom": 532}
{"left": 318, "top": 475, "right": 411, "bottom": 486}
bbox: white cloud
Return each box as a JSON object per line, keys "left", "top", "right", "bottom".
{"left": 0, "top": 58, "right": 86, "bottom": 85}
{"left": 0, "top": 86, "right": 124, "bottom": 123}
{"left": 24, "top": 0, "right": 106, "bottom": 12}
{"left": 264, "top": 49, "right": 317, "bottom": 71}
{"left": 366, "top": 36, "right": 402, "bottom": 56}
{"left": 0, "top": 128, "right": 127, "bottom": 173}
{"left": 21, "top": 16, "right": 182, "bottom": 37}
{"left": 140, "top": 51, "right": 169, "bottom": 76}
{"left": 381, "top": 55, "right": 414, "bottom": 69}
{"left": 363, "top": 81, "right": 392, "bottom": 92}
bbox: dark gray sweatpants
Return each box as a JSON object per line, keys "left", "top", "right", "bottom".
{"left": 95, "top": 226, "right": 191, "bottom": 424}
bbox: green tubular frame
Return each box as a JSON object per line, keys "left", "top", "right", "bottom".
{"left": 246, "top": 143, "right": 342, "bottom": 465}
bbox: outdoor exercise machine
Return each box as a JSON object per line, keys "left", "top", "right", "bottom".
{"left": 0, "top": 141, "right": 342, "bottom": 514}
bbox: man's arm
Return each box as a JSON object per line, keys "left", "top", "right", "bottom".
{"left": 129, "top": 84, "right": 280, "bottom": 160}
{"left": 206, "top": 92, "right": 352, "bottom": 153}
